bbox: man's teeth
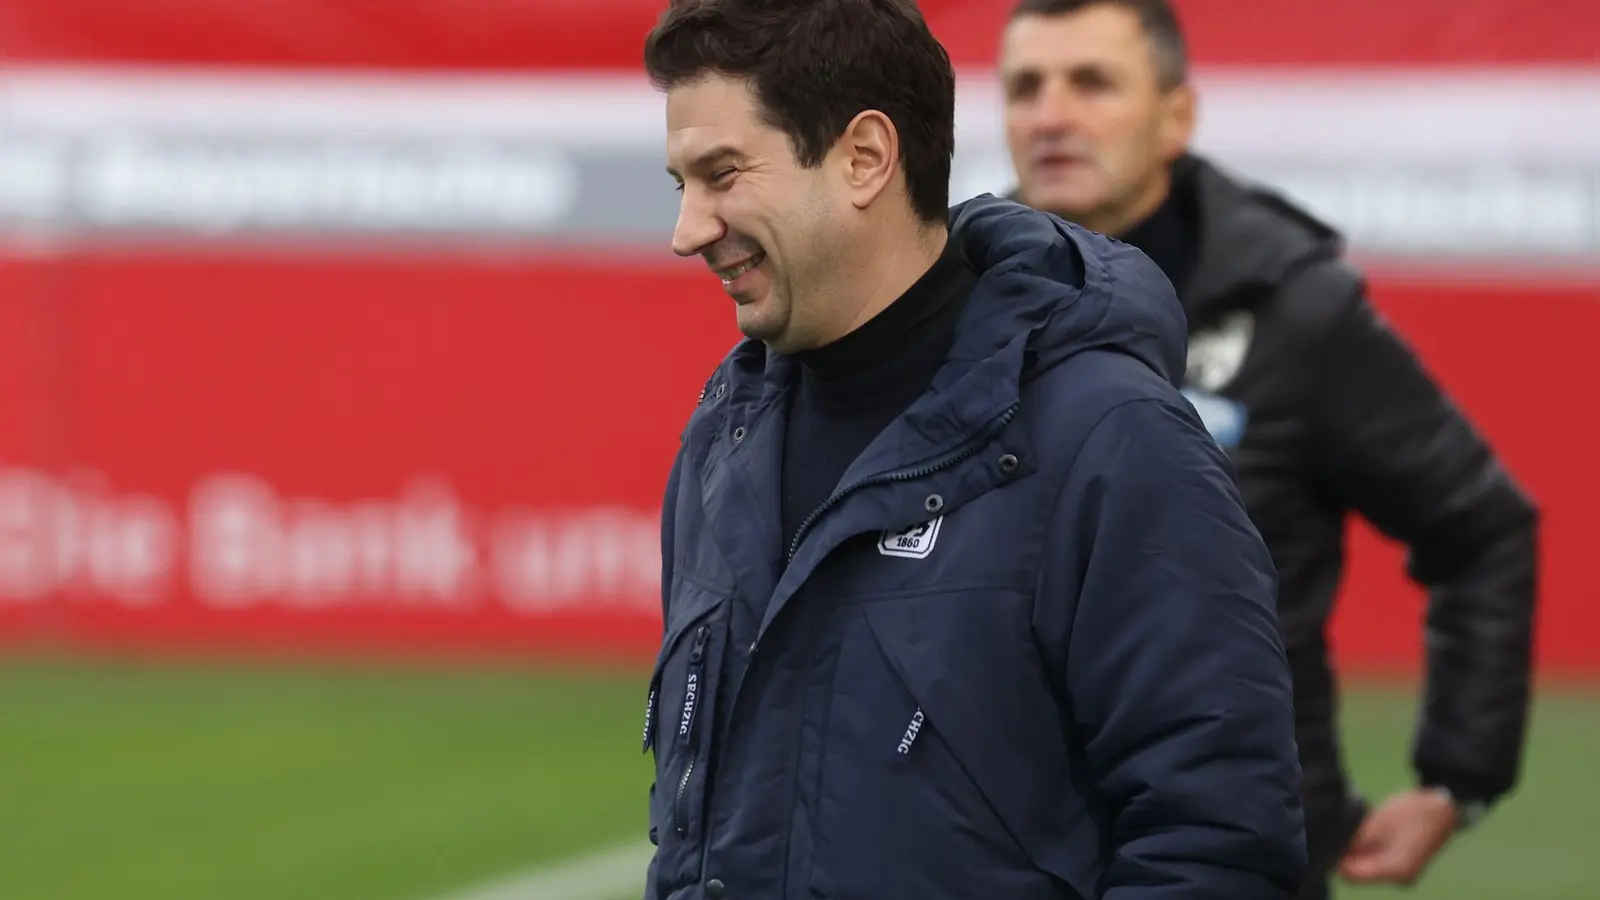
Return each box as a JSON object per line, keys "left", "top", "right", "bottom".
{"left": 720, "top": 254, "right": 765, "bottom": 284}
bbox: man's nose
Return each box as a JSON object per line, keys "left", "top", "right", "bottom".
{"left": 1030, "top": 79, "right": 1082, "bottom": 136}
{"left": 671, "top": 187, "right": 726, "bottom": 258}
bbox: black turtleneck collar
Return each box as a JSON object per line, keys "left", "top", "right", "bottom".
{"left": 790, "top": 235, "right": 976, "bottom": 413}
{"left": 777, "top": 234, "right": 977, "bottom": 554}
{"left": 1119, "top": 163, "right": 1200, "bottom": 297}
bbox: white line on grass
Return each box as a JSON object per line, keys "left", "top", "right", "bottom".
{"left": 429, "top": 840, "right": 654, "bottom": 900}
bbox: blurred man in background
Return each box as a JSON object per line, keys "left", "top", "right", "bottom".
{"left": 998, "top": 1, "right": 1539, "bottom": 898}
{"left": 642, "top": 0, "right": 1307, "bottom": 897}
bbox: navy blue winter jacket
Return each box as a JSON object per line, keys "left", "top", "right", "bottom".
{"left": 643, "top": 195, "right": 1307, "bottom": 900}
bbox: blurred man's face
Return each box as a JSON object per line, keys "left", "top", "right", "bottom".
{"left": 1000, "top": 5, "right": 1194, "bottom": 236}
{"left": 665, "top": 74, "right": 852, "bottom": 354}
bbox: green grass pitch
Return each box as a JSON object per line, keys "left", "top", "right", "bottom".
{"left": 0, "top": 657, "right": 1592, "bottom": 900}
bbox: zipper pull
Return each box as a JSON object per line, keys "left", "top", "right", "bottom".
{"left": 896, "top": 708, "right": 925, "bottom": 758}
{"left": 679, "top": 624, "right": 710, "bottom": 743}
{"left": 642, "top": 686, "right": 658, "bottom": 754}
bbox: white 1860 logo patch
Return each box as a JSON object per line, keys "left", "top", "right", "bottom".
{"left": 878, "top": 516, "right": 943, "bottom": 559}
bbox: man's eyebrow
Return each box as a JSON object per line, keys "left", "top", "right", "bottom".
{"left": 666, "top": 145, "right": 744, "bottom": 180}
{"left": 1003, "top": 60, "right": 1118, "bottom": 84}
{"left": 1000, "top": 66, "right": 1039, "bottom": 87}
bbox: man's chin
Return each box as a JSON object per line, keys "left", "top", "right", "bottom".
{"left": 1019, "top": 184, "right": 1100, "bottom": 222}
{"left": 734, "top": 303, "right": 784, "bottom": 345}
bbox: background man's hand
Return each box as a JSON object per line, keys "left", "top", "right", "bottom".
{"left": 1338, "top": 788, "right": 1459, "bottom": 886}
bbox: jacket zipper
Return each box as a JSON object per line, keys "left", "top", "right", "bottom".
{"left": 786, "top": 403, "right": 1021, "bottom": 563}
{"left": 672, "top": 623, "right": 711, "bottom": 836}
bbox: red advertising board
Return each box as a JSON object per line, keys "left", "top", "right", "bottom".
{"left": 0, "top": 254, "right": 1594, "bottom": 673}
{"left": 0, "top": 253, "right": 738, "bottom": 665}
{"left": 4, "top": 0, "right": 1596, "bottom": 68}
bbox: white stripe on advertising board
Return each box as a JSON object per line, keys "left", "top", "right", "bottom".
{"left": 1, "top": 65, "right": 1596, "bottom": 263}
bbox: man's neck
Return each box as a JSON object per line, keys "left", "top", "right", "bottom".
{"left": 827, "top": 223, "right": 949, "bottom": 345}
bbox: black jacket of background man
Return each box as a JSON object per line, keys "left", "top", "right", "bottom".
{"left": 1023, "top": 152, "right": 1539, "bottom": 879}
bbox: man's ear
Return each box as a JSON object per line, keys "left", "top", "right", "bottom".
{"left": 1159, "top": 83, "right": 1197, "bottom": 161}
{"left": 836, "top": 109, "right": 899, "bottom": 210}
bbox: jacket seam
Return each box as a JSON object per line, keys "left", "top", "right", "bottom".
{"left": 1030, "top": 395, "right": 1171, "bottom": 605}
{"left": 669, "top": 569, "right": 733, "bottom": 601}
{"left": 1027, "top": 394, "right": 1175, "bottom": 743}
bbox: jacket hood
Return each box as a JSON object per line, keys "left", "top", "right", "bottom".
{"left": 948, "top": 193, "right": 1188, "bottom": 390}
{"left": 1178, "top": 155, "right": 1345, "bottom": 316}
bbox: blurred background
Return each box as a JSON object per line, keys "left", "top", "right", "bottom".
{"left": 0, "top": 1, "right": 1594, "bottom": 898}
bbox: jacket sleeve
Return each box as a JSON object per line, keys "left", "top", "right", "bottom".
{"left": 1060, "top": 397, "right": 1307, "bottom": 899}
{"left": 1309, "top": 273, "right": 1538, "bottom": 805}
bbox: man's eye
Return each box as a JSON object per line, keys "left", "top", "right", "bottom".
{"left": 673, "top": 182, "right": 685, "bottom": 193}
{"left": 1005, "top": 80, "right": 1038, "bottom": 102}
{"left": 711, "top": 168, "right": 737, "bottom": 184}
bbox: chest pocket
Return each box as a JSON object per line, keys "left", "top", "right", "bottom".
{"left": 644, "top": 577, "right": 732, "bottom": 893}
{"left": 807, "top": 589, "right": 1101, "bottom": 900}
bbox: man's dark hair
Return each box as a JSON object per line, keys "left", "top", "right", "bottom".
{"left": 644, "top": 0, "right": 956, "bottom": 225}
{"left": 1009, "top": 0, "right": 1189, "bottom": 91}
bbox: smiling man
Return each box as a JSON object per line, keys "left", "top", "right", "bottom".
{"left": 639, "top": 1, "right": 1306, "bottom": 898}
